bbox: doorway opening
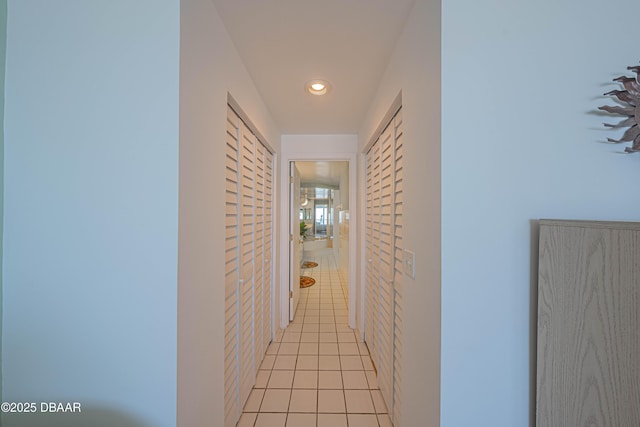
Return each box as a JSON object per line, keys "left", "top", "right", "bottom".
{"left": 288, "top": 160, "right": 350, "bottom": 323}
{"left": 280, "top": 156, "right": 357, "bottom": 331}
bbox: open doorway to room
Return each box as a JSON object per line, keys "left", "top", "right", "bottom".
{"left": 288, "top": 161, "right": 351, "bottom": 323}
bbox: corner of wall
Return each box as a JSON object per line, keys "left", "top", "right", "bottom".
{"left": 0, "top": 0, "right": 7, "bottom": 405}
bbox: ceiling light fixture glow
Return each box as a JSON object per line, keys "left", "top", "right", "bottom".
{"left": 306, "top": 79, "right": 330, "bottom": 96}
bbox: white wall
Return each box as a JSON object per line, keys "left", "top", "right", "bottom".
{"left": 358, "top": 0, "right": 442, "bottom": 424}
{"left": 178, "top": 0, "right": 281, "bottom": 425}
{"left": 441, "top": 0, "right": 640, "bottom": 425}
{"left": 3, "top": 1, "right": 179, "bottom": 426}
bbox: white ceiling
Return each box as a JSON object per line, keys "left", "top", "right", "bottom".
{"left": 212, "top": 0, "right": 416, "bottom": 134}
{"left": 296, "top": 161, "right": 348, "bottom": 188}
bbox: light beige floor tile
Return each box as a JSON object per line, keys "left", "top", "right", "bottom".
{"left": 266, "top": 343, "right": 280, "bottom": 355}
{"left": 267, "top": 370, "right": 294, "bottom": 389}
{"left": 237, "top": 412, "right": 257, "bottom": 427}
{"left": 298, "top": 342, "right": 319, "bottom": 355}
{"left": 296, "top": 355, "right": 318, "bottom": 370}
{"left": 255, "top": 370, "right": 271, "bottom": 388}
{"left": 365, "top": 371, "right": 379, "bottom": 389}
{"left": 282, "top": 332, "right": 301, "bottom": 343}
{"left": 319, "top": 323, "right": 336, "bottom": 332}
{"left": 340, "top": 355, "right": 363, "bottom": 370}
{"left": 337, "top": 332, "right": 356, "bottom": 343}
{"left": 317, "top": 413, "right": 348, "bottom": 427}
{"left": 260, "top": 355, "right": 276, "bottom": 370}
{"left": 335, "top": 316, "right": 348, "bottom": 324}
{"left": 338, "top": 343, "right": 360, "bottom": 355}
{"left": 336, "top": 324, "right": 353, "bottom": 333}
{"left": 274, "top": 355, "right": 297, "bottom": 370}
{"left": 317, "top": 370, "right": 343, "bottom": 389}
{"left": 302, "top": 323, "right": 320, "bottom": 332}
{"left": 287, "top": 323, "right": 303, "bottom": 332}
{"left": 240, "top": 252, "right": 383, "bottom": 424}
{"left": 260, "top": 389, "right": 291, "bottom": 412}
{"left": 278, "top": 342, "right": 299, "bottom": 355}
{"left": 288, "top": 389, "right": 317, "bottom": 413}
{"left": 344, "top": 390, "right": 375, "bottom": 413}
{"left": 319, "top": 342, "right": 339, "bottom": 355}
{"left": 243, "top": 388, "right": 265, "bottom": 412}
{"left": 286, "top": 413, "right": 316, "bottom": 427}
{"left": 318, "top": 355, "right": 341, "bottom": 370}
{"left": 319, "top": 332, "right": 338, "bottom": 343}
{"left": 342, "top": 371, "right": 369, "bottom": 389}
{"left": 347, "top": 414, "right": 379, "bottom": 427}
{"left": 361, "top": 355, "right": 375, "bottom": 370}
{"left": 255, "top": 413, "right": 287, "bottom": 427}
{"left": 317, "top": 389, "right": 346, "bottom": 413}
{"left": 300, "top": 332, "right": 319, "bottom": 343}
{"left": 292, "top": 370, "right": 317, "bottom": 389}
{"left": 371, "top": 389, "right": 388, "bottom": 413}
{"left": 377, "top": 414, "right": 393, "bottom": 427}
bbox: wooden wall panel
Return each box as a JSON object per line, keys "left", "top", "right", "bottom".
{"left": 537, "top": 220, "right": 640, "bottom": 427}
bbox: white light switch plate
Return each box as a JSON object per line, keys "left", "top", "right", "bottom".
{"left": 403, "top": 249, "right": 415, "bottom": 279}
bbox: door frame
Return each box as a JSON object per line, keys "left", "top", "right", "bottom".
{"left": 289, "top": 162, "right": 301, "bottom": 321}
{"left": 279, "top": 152, "right": 357, "bottom": 330}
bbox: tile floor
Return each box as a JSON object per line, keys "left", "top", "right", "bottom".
{"left": 237, "top": 249, "right": 392, "bottom": 427}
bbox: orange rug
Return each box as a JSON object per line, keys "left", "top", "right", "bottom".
{"left": 300, "top": 276, "right": 316, "bottom": 288}
{"left": 302, "top": 261, "right": 318, "bottom": 269}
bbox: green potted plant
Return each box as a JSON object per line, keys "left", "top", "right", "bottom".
{"left": 300, "top": 221, "right": 311, "bottom": 240}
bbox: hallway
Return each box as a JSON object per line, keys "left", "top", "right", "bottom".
{"left": 237, "top": 249, "right": 392, "bottom": 427}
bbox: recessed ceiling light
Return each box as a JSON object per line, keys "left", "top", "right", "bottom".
{"left": 306, "top": 79, "right": 330, "bottom": 96}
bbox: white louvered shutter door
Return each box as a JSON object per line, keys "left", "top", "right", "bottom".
{"left": 263, "top": 150, "right": 274, "bottom": 349}
{"left": 238, "top": 122, "right": 256, "bottom": 407}
{"left": 254, "top": 142, "right": 265, "bottom": 359}
{"left": 224, "top": 107, "right": 241, "bottom": 427}
{"left": 225, "top": 107, "right": 274, "bottom": 427}
{"left": 378, "top": 123, "right": 395, "bottom": 410}
{"left": 365, "top": 146, "right": 375, "bottom": 355}
{"left": 392, "top": 110, "right": 404, "bottom": 426}
{"left": 366, "top": 140, "right": 382, "bottom": 366}
{"left": 364, "top": 107, "right": 404, "bottom": 424}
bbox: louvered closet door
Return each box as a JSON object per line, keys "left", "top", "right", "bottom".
{"left": 263, "top": 150, "right": 274, "bottom": 349}
{"left": 238, "top": 121, "right": 257, "bottom": 407}
{"left": 378, "top": 123, "right": 395, "bottom": 411}
{"left": 392, "top": 111, "right": 404, "bottom": 427}
{"left": 365, "top": 140, "right": 381, "bottom": 366}
{"left": 224, "top": 106, "right": 274, "bottom": 427}
{"left": 364, "top": 107, "right": 403, "bottom": 424}
{"left": 365, "top": 147, "right": 375, "bottom": 356}
{"left": 254, "top": 142, "right": 265, "bottom": 359}
{"left": 224, "top": 107, "right": 241, "bottom": 427}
